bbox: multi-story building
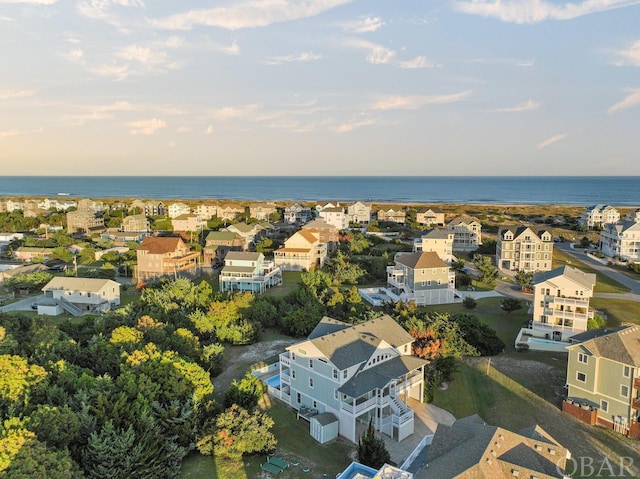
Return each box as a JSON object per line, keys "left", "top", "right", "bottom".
{"left": 413, "top": 229, "right": 455, "bottom": 264}
{"left": 171, "top": 214, "right": 206, "bottom": 233}
{"left": 445, "top": 215, "right": 482, "bottom": 252}
{"left": 496, "top": 226, "right": 553, "bottom": 272}
{"left": 415, "top": 207, "right": 445, "bottom": 227}
{"left": 386, "top": 252, "right": 455, "bottom": 305}
{"left": 377, "top": 208, "right": 406, "bottom": 224}
{"left": 218, "top": 252, "right": 282, "bottom": 294}
{"left": 302, "top": 219, "right": 339, "bottom": 251}
{"left": 599, "top": 220, "right": 640, "bottom": 262}
{"left": 144, "top": 201, "right": 165, "bottom": 217}
{"left": 121, "top": 214, "right": 150, "bottom": 233}
{"left": 249, "top": 203, "right": 277, "bottom": 222}
{"left": 168, "top": 202, "right": 191, "bottom": 219}
{"left": 530, "top": 266, "right": 596, "bottom": 341}
{"left": 194, "top": 204, "right": 218, "bottom": 221}
{"left": 284, "top": 204, "right": 314, "bottom": 224}
{"left": 579, "top": 204, "right": 620, "bottom": 230}
{"left": 626, "top": 208, "right": 640, "bottom": 223}
{"left": 203, "top": 231, "right": 243, "bottom": 265}
{"left": 276, "top": 315, "right": 427, "bottom": 443}
{"left": 217, "top": 205, "right": 244, "bottom": 221}
{"left": 37, "top": 277, "right": 120, "bottom": 317}
{"left": 223, "top": 222, "right": 265, "bottom": 251}
{"left": 274, "top": 230, "right": 327, "bottom": 271}
{"left": 136, "top": 237, "right": 199, "bottom": 282}
{"left": 564, "top": 325, "right": 640, "bottom": 439}
{"left": 319, "top": 207, "right": 349, "bottom": 230}
{"left": 347, "top": 201, "right": 372, "bottom": 225}
{"left": 77, "top": 198, "right": 107, "bottom": 213}
{"left": 66, "top": 210, "right": 105, "bottom": 235}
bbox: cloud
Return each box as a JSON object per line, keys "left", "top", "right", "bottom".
{"left": 63, "top": 101, "right": 140, "bottom": 125}
{"left": 90, "top": 63, "right": 132, "bottom": 81}
{"left": 152, "top": 0, "right": 356, "bottom": 31}
{"left": 332, "top": 118, "right": 375, "bottom": 133}
{"left": 453, "top": 0, "right": 640, "bottom": 24}
{"left": 206, "top": 125, "right": 213, "bottom": 134}
{"left": 465, "top": 57, "right": 534, "bottom": 67}
{"left": 176, "top": 126, "right": 191, "bottom": 133}
{"left": 0, "top": 89, "right": 37, "bottom": 100}
{"left": 340, "top": 16, "right": 384, "bottom": 33}
{"left": 614, "top": 39, "right": 640, "bottom": 66}
{"left": 115, "top": 45, "right": 168, "bottom": 66}
{"left": 213, "top": 103, "right": 262, "bottom": 120}
{"left": 265, "top": 51, "right": 322, "bottom": 65}
{"left": 397, "top": 56, "right": 436, "bottom": 69}
{"left": 537, "top": 133, "right": 567, "bottom": 149}
{"left": 372, "top": 91, "right": 472, "bottom": 110}
{"left": 127, "top": 118, "right": 166, "bottom": 135}
{"left": 346, "top": 38, "right": 395, "bottom": 64}
{"left": 0, "top": 15, "right": 16, "bottom": 21}
{"left": 607, "top": 88, "right": 640, "bottom": 113}
{"left": 64, "top": 48, "right": 84, "bottom": 63}
{"left": 204, "top": 39, "right": 240, "bottom": 55}
{"left": 0, "top": 0, "right": 58, "bottom": 4}
{"left": 494, "top": 99, "right": 540, "bottom": 112}
{"left": 0, "top": 129, "right": 21, "bottom": 138}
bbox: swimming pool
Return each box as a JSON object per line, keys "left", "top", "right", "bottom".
{"left": 264, "top": 374, "right": 281, "bottom": 389}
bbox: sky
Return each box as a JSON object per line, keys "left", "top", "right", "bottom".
{"left": 0, "top": 0, "right": 639, "bottom": 176}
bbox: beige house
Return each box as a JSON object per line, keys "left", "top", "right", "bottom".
{"left": 599, "top": 220, "right": 640, "bottom": 262}
{"left": 144, "top": 201, "right": 165, "bottom": 217}
{"left": 37, "top": 277, "right": 120, "bottom": 317}
{"left": 14, "top": 247, "right": 55, "bottom": 262}
{"left": 172, "top": 214, "right": 206, "bottom": 233}
{"left": 217, "top": 205, "right": 244, "bottom": 221}
{"left": 497, "top": 226, "right": 553, "bottom": 272}
{"left": 413, "top": 229, "right": 455, "bottom": 264}
{"left": 249, "top": 203, "right": 277, "bottom": 221}
{"left": 122, "top": 214, "right": 150, "bottom": 232}
{"left": 66, "top": 210, "right": 105, "bottom": 235}
{"left": 387, "top": 251, "right": 455, "bottom": 305}
{"left": 416, "top": 207, "right": 445, "bottom": 227}
{"left": 274, "top": 230, "right": 327, "bottom": 271}
{"left": 377, "top": 208, "right": 406, "bottom": 224}
{"left": 445, "top": 215, "right": 482, "bottom": 252}
{"left": 136, "top": 237, "right": 199, "bottom": 282}
{"left": 564, "top": 325, "right": 640, "bottom": 439}
{"left": 530, "top": 266, "right": 596, "bottom": 340}
{"left": 625, "top": 208, "right": 640, "bottom": 222}
{"left": 203, "top": 231, "right": 243, "bottom": 265}
{"left": 579, "top": 204, "right": 620, "bottom": 230}
{"left": 224, "top": 223, "right": 265, "bottom": 250}
{"left": 302, "top": 219, "right": 339, "bottom": 251}
{"left": 195, "top": 204, "right": 219, "bottom": 220}
{"left": 347, "top": 201, "right": 371, "bottom": 225}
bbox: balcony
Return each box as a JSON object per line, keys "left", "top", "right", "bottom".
{"left": 340, "top": 396, "right": 377, "bottom": 415}
{"left": 633, "top": 398, "right": 640, "bottom": 411}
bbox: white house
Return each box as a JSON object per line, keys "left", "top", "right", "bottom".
{"left": 599, "top": 220, "right": 640, "bottom": 262}
{"left": 579, "top": 205, "right": 620, "bottom": 230}
{"left": 319, "top": 207, "right": 349, "bottom": 230}
{"left": 168, "top": 202, "right": 191, "bottom": 219}
{"left": 347, "top": 201, "right": 372, "bottom": 225}
{"left": 37, "top": 277, "right": 121, "bottom": 316}
{"left": 219, "top": 252, "right": 282, "bottom": 294}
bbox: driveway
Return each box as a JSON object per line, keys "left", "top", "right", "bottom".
{"left": 0, "top": 296, "right": 38, "bottom": 313}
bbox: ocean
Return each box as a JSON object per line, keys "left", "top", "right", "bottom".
{"left": 0, "top": 176, "right": 638, "bottom": 206}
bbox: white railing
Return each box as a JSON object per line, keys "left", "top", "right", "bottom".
{"left": 340, "top": 396, "right": 377, "bottom": 415}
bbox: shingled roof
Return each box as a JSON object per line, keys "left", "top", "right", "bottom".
{"left": 139, "top": 237, "right": 183, "bottom": 254}
{"left": 533, "top": 265, "right": 596, "bottom": 290}
{"left": 395, "top": 251, "right": 448, "bottom": 269}
{"left": 568, "top": 325, "right": 640, "bottom": 367}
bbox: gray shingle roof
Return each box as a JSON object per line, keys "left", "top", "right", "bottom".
{"left": 42, "top": 277, "right": 119, "bottom": 293}
{"left": 395, "top": 251, "right": 448, "bottom": 269}
{"left": 568, "top": 325, "right": 640, "bottom": 367}
{"left": 533, "top": 266, "right": 596, "bottom": 290}
{"left": 225, "top": 251, "right": 261, "bottom": 262}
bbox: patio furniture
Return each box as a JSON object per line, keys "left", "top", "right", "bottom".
{"left": 261, "top": 463, "right": 282, "bottom": 475}
{"left": 268, "top": 456, "right": 289, "bottom": 470}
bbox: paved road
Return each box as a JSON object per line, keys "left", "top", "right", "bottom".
{"left": 0, "top": 296, "right": 38, "bottom": 313}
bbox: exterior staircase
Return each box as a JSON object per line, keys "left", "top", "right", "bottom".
{"left": 57, "top": 296, "right": 83, "bottom": 316}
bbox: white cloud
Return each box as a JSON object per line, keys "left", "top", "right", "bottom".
{"left": 64, "top": 48, "right": 84, "bottom": 63}
{"left": 341, "top": 16, "right": 384, "bottom": 33}
{"left": 0, "top": 129, "right": 21, "bottom": 138}
{"left": 266, "top": 51, "right": 322, "bottom": 65}
{"left": 332, "top": 118, "right": 375, "bottom": 133}
{"left": 177, "top": 126, "right": 191, "bottom": 133}
{"left": 213, "top": 104, "right": 262, "bottom": 120}
{"left": 494, "top": 99, "right": 540, "bottom": 112}
{"left": 206, "top": 125, "right": 213, "bottom": 134}
{"left": 0, "top": 89, "right": 37, "bottom": 100}
{"left": 152, "top": 0, "right": 356, "bottom": 31}
{"left": 90, "top": 63, "right": 132, "bottom": 80}
{"left": 453, "top": 0, "right": 640, "bottom": 24}
{"left": 614, "top": 39, "right": 640, "bottom": 66}
{"left": 116, "top": 45, "right": 167, "bottom": 65}
{"left": 537, "top": 133, "right": 567, "bottom": 149}
{"left": 0, "top": 15, "right": 16, "bottom": 21}
{"left": 206, "top": 39, "right": 240, "bottom": 55}
{"left": 0, "top": 0, "right": 58, "bottom": 4}
{"left": 397, "top": 56, "right": 436, "bottom": 69}
{"left": 607, "top": 88, "right": 640, "bottom": 113}
{"left": 127, "top": 118, "right": 166, "bottom": 135}
{"left": 346, "top": 38, "right": 395, "bottom": 64}
{"left": 372, "top": 91, "right": 472, "bottom": 110}
{"left": 63, "top": 101, "right": 140, "bottom": 125}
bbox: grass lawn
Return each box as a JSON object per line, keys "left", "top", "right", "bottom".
{"left": 265, "top": 271, "right": 302, "bottom": 298}
{"left": 553, "top": 249, "right": 630, "bottom": 294}
{"left": 180, "top": 399, "right": 354, "bottom": 479}
{"left": 590, "top": 298, "right": 640, "bottom": 327}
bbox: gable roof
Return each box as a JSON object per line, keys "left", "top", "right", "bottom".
{"left": 139, "top": 236, "right": 183, "bottom": 254}
{"left": 395, "top": 251, "right": 448, "bottom": 269}
{"left": 499, "top": 225, "right": 551, "bottom": 240}
{"left": 417, "top": 207, "right": 443, "bottom": 214}
{"left": 567, "top": 325, "right": 640, "bottom": 367}
{"left": 227, "top": 223, "right": 258, "bottom": 234}
{"left": 422, "top": 228, "right": 453, "bottom": 240}
{"left": 225, "top": 251, "right": 261, "bottom": 262}
{"left": 303, "top": 219, "right": 336, "bottom": 230}
{"left": 447, "top": 215, "right": 480, "bottom": 226}
{"left": 42, "top": 277, "right": 119, "bottom": 293}
{"left": 205, "top": 231, "right": 239, "bottom": 241}
{"left": 292, "top": 229, "right": 320, "bottom": 244}
{"left": 533, "top": 265, "right": 596, "bottom": 290}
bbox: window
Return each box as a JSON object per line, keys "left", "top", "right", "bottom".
{"left": 296, "top": 393, "right": 301, "bottom": 403}
{"left": 291, "top": 352, "right": 296, "bottom": 361}
{"left": 313, "top": 400, "right": 317, "bottom": 408}
{"left": 578, "top": 353, "right": 588, "bottom": 364}
{"left": 577, "top": 372, "right": 586, "bottom": 382}
{"left": 343, "top": 370, "right": 348, "bottom": 379}
{"left": 601, "top": 400, "right": 609, "bottom": 412}
{"left": 624, "top": 366, "right": 631, "bottom": 378}
{"left": 309, "top": 359, "right": 313, "bottom": 369}
{"left": 309, "top": 378, "right": 314, "bottom": 388}
{"left": 404, "top": 345, "right": 408, "bottom": 353}
{"left": 333, "top": 369, "right": 338, "bottom": 379}
{"left": 334, "top": 389, "right": 338, "bottom": 400}
{"left": 291, "top": 369, "right": 296, "bottom": 379}
{"left": 621, "top": 385, "right": 629, "bottom": 398}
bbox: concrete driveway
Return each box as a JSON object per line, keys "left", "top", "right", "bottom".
{"left": 0, "top": 296, "right": 39, "bottom": 314}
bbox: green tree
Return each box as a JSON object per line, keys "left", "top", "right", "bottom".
{"left": 51, "top": 246, "right": 74, "bottom": 263}
{"left": 472, "top": 255, "right": 498, "bottom": 285}
{"left": 255, "top": 237, "right": 273, "bottom": 254}
{"left": 357, "top": 419, "right": 390, "bottom": 469}
{"left": 587, "top": 313, "right": 606, "bottom": 330}
{"left": 223, "top": 373, "right": 266, "bottom": 410}
{"left": 4, "top": 271, "right": 53, "bottom": 293}
{"left": 462, "top": 296, "right": 477, "bottom": 309}
{"left": 26, "top": 405, "right": 81, "bottom": 450}
{"left": 514, "top": 270, "right": 534, "bottom": 293}
{"left": 500, "top": 298, "right": 522, "bottom": 315}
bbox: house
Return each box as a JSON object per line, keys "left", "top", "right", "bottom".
{"left": 168, "top": 202, "right": 191, "bottom": 219}
{"left": 524, "top": 266, "right": 596, "bottom": 343}
{"left": 416, "top": 414, "right": 570, "bottom": 479}
{"left": 599, "top": 220, "right": 640, "bottom": 262}
{"left": 445, "top": 215, "right": 482, "bottom": 252}
{"left": 194, "top": 204, "right": 218, "bottom": 221}
{"left": 66, "top": 210, "right": 105, "bottom": 235}
{"left": 386, "top": 252, "right": 455, "bottom": 305}
{"left": 626, "top": 208, "right": 640, "bottom": 222}
{"left": 563, "top": 325, "right": 640, "bottom": 439}
{"left": 100, "top": 229, "right": 149, "bottom": 246}
{"left": 144, "top": 201, "right": 165, "bottom": 217}
{"left": 129, "top": 199, "right": 147, "bottom": 214}
{"left": 171, "top": 214, "right": 206, "bottom": 233}
{"left": 203, "top": 231, "right": 243, "bottom": 265}
{"left": 377, "top": 208, "right": 406, "bottom": 224}
{"left": 37, "top": 277, "right": 120, "bottom": 317}
{"left": 136, "top": 236, "right": 200, "bottom": 282}
{"left": 77, "top": 198, "right": 107, "bottom": 213}
{"left": 412, "top": 229, "right": 455, "bottom": 264}
{"left": 224, "top": 223, "right": 265, "bottom": 251}
{"left": 217, "top": 205, "right": 244, "bottom": 221}
{"left": 274, "top": 230, "right": 327, "bottom": 271}
{"left": 276, "top": 315, "right": 427, "bottom": 443}
{"left": 347, "top": 201, "right": 371, "bottom": 225}
{"left": 249, "top": 203, "right": 277, "bottom": 221}
{"left": 4, "top": 200, "right": 24, "bottom": 212}
{"left": 284, "top": 203, "right": 314, "bottom": 224}
{"left": 415, "top": 207, "right": 445, "bottom": 227}
{"left": 121, "top": 214, "right": 150, "bottom": 233}
{"left": 496, "top": 226, "right": 553, "bottom": 272}
{"left": 218, "top": 252, "right": 282, "bottom": 293}
{"left": 319, "top": 207, "right": 349, "bottom": 230}
{"left": 14, "top": 247, "right": 55, "bottom": 262}
{"left": 302, "top": 219, "right": 339, "bottom": 252}
{"left": 579, "top": 204, "right": 620, "bottom": 230}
